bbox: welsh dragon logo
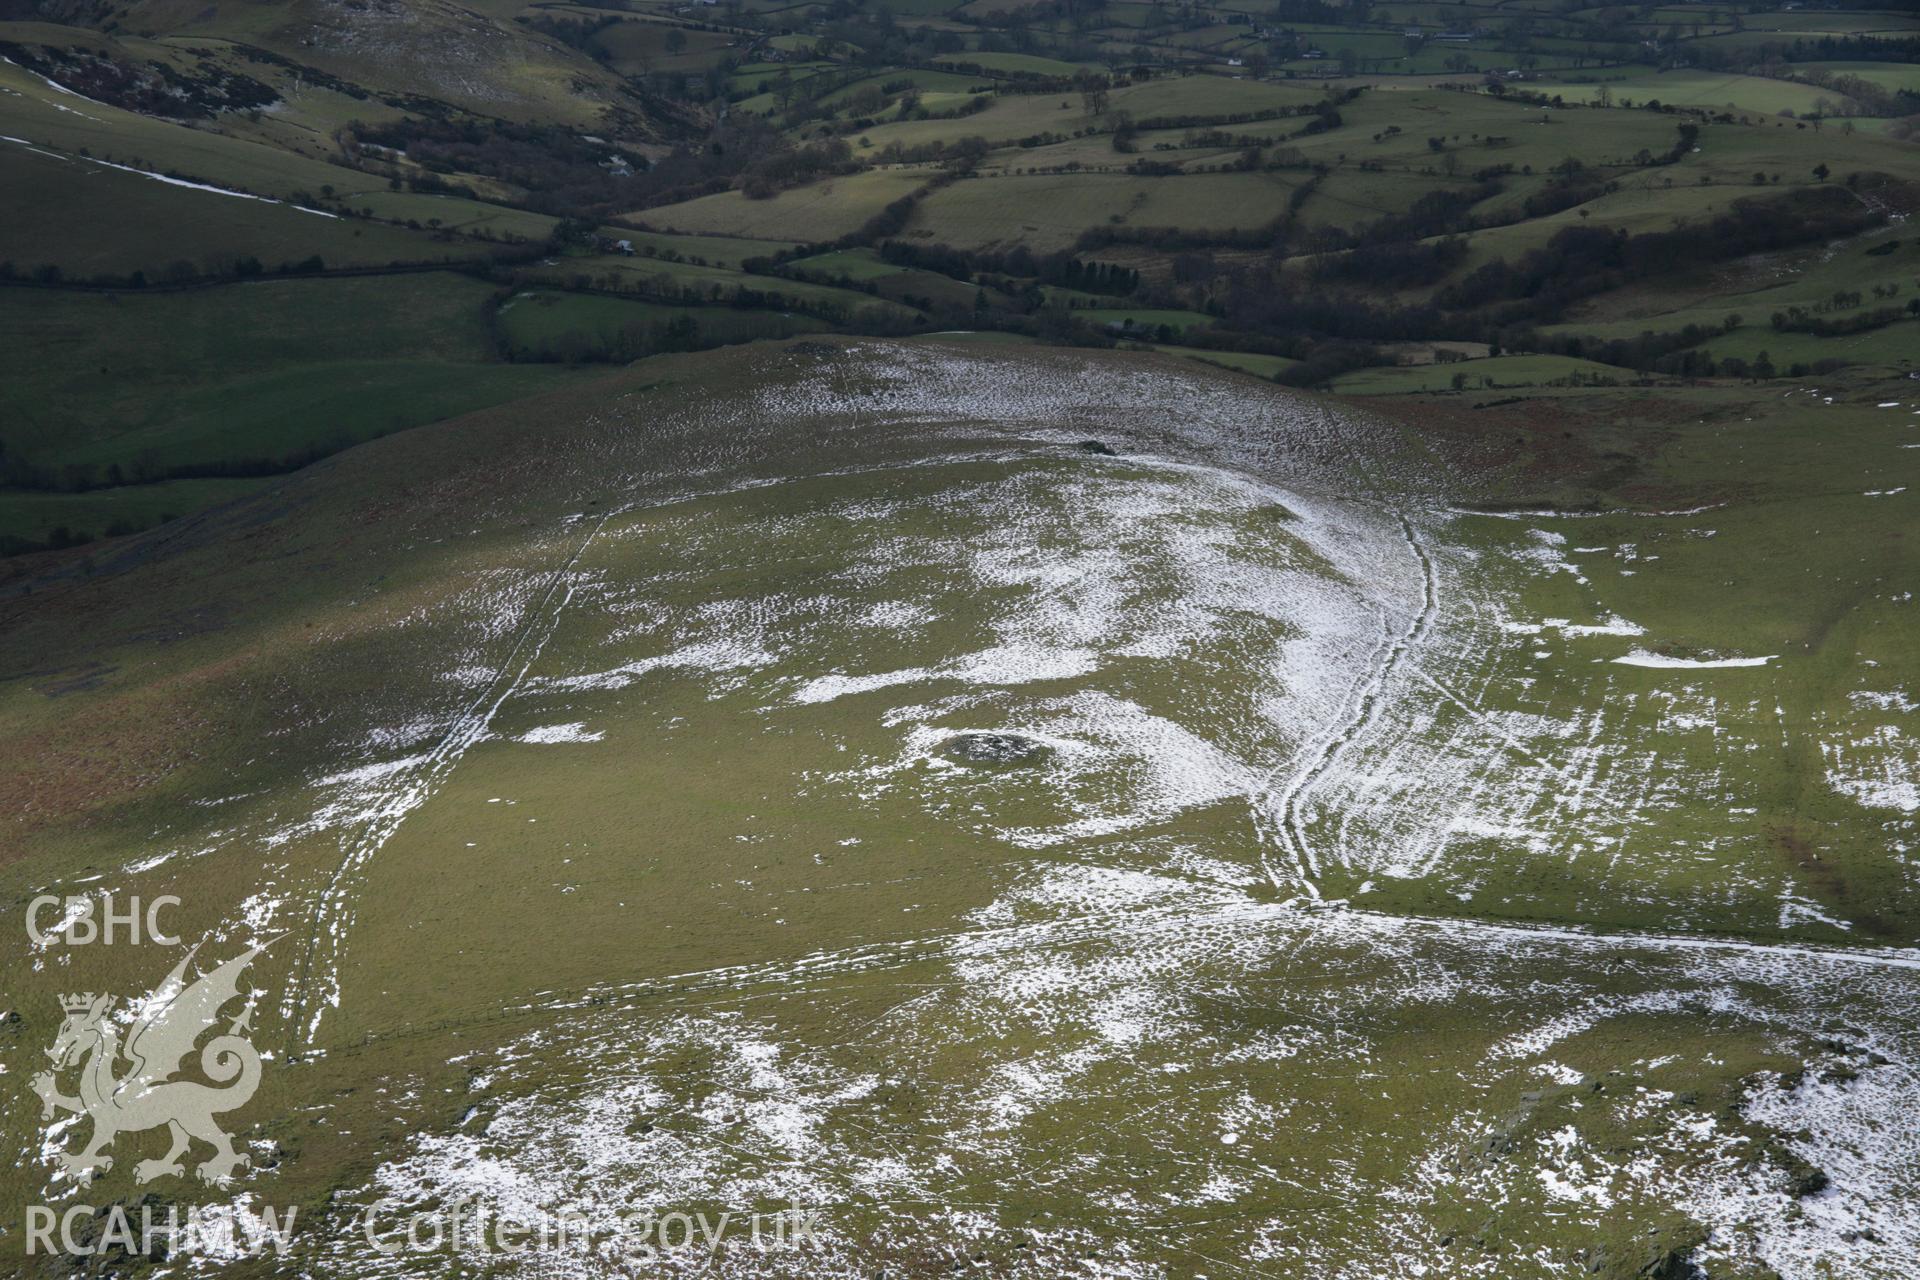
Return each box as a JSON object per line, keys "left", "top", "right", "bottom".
{"left": 32, "top": 941, "right": 272, "bottom": 1186}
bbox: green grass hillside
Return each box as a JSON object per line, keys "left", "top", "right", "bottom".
{"left": 0, "top": 341, "right": 1916, "bottom": 1276}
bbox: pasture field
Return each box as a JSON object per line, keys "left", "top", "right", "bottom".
{"left": 2, "top": 274, "right": 510, "bottom": 454}
{"left": 784, "top": 247, "right": 906, "bottom": 281}
{"left": 818, "top": 68, "right": 991, "bottom": 107}
{"left": 0, "top": 476, "right": 268, "bottom": 549}
{"left": 783, "top": 247, "right": 992, "bottom": 307}
{"left": 338, "top": 189, "right": 558, "bottom": 241}
{"left": 603, "top": 229, "right": 805, "bottom": 266}
{"left": 912, "top": 170, "right": 1305, "bottom": 250}
{"left": 1797, "top": 60, "right": 1920, "bottom": 96}
{"left": 0, "top": 275, "right": 592, "bottom": 544}
{"left": 0, "top": 51, "right": 406, "bottom": 202}
{"left": 1296, "top": 166, "right": 1457, "bottom": 225}
{"left": 1695, "top": 319, "right": 1920, "bottom": 373}
{"left": 1548, "top": 224, "right": 1920, "bottom": 340}
{"left": 824, "top": 93, "right": 1097, "bottom": 150}
{"left": 1103, "top": 71, "right": 1330, "bottom": 117}
{"left": 0, "top": 145, "right": 468, "bottom": 278}
{"left": 1541, "top": 69, "right": 1860, "bottom": 116}
{"left": 638, "top": 168, "right": 931, "bottom": 240}
{"left": 1750, "top": 10, "right": 1919, "bottom": 36}
{"left": 592, "top": 21, "right": 736, "bottom": 77}
{"left": 1690, "top": 25, "right": 1917, "bottom": 58}
{"left": 846, "top": 73, "right": 1324, "bottom": 152}
{"left": 1330, "top": 352, "right": 1639, "bottom": 393}
{"left": 511, "top": 252, "right": 923, "bottom": 324}
{"left": 494, "top": 289, "right": 821, "bottom": 359}
{"left": 53, "top": 359, "right": 583, "bottom": 471}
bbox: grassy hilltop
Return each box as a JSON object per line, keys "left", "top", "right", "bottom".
{"left": 0, "top": 337, "right": 1916, "bottom": 1275}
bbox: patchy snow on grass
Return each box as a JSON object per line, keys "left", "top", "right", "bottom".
{"left": 1823, "top": 724, "right": 1920, "bottom": 814}
{"left": 516, "top": 722, "right": 604, "bottom": 744}
{"left": 535, "top": 638, "right": 777, "bottom": 693}
{"left": 75, "top": 341, "right": 1920, "bottom": 1280}
{"left": 1613, "top": 651, "right": 1776, "bottom": 669}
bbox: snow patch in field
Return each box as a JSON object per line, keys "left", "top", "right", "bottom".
{"left": 518, "top": 722, "right": 604, "bottom": 744}
{"left": 28, "top": 897, "right": 90, "bottom": 951}
{"left": 858, "top": 599, "right": 937, "bottom": 630}
{"left": 0, "top": 123, "right": 343, "bottom": 216}
{"left": 1823, "top": 724, "right": 1920, "bottom": 813}
{"left": 792, "top": 644, "right": 1098, "bottom": 705}
{"left": 1515, "top": 528, "right": 1591, "bottom": 585}
{"left": 1503, "top": 614, "right": 1645, "bottom": 638}
{"left": 326, "top": 1015, "right": 885, "bottom": 1274}
{"left": 1613, "top": 651, "right": 1776, "bottom": 669}
{"left": 791, "top": 666, "right": 934, "bottom": 704}
{"left": 1851, "top": 690, "right": 1918, "bottom": 714}
{"left": 538, "top": 639, "right": 777, "bottom": 692}
{"left": 1688, "top": 1057, "right": 1920, "bottom": 1280}
{"left": 314, "top": 754, "right": 433, "bottom": 789}
{"left": 234, "top": 890, "right": 285, "bottom": 941}
{"left": 1779, "top": 892, "right": 1853, "bottom": 932}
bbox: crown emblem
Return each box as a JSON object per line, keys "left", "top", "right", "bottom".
{"left": 59, "top": 993, "right": 98, "bottom": 1013}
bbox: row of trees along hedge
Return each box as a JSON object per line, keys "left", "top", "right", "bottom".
{"left": 872, "top": 243, "right": 1140, "bottom": 295}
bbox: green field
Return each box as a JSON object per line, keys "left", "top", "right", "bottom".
{"left": 1332, "top": 353, "right": 1640, "bottom": 393}
{"left": 0, "top": 52, "right": 394, "bottom": 203}
{"left": 1542, "top": 70, "right": 1860, "bottom": 116}
{"left": 495, "top": 289, "right": 822, "bottom": 359}
{"left": 1149, "top": 342, "right": 1300, "bottom": 377}
{"left": 512, "top": 252, "right": 924, "bottom": 322}
{"left": 0, "top": 146, "right": 468, "bottom": 279}
{"left": 0, "top": 476, "right": 268, "bottom": 547}
{"left": 913, "top": 170, "right": 1306, "bottom": 251}
{"left": 1797, "top": 61, "right": 1920, "bottom": 96}
{"left": 602, "top": 229, "right": 806, "bottom": 267}
{"left": 782, "top": 246, "right": 905, "bottom": 281}
{"left": 0, "top": 275, "right": 588, "bottom": 545}
{"left": 640, "top": 168, "right": 931, "bottom": 241}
